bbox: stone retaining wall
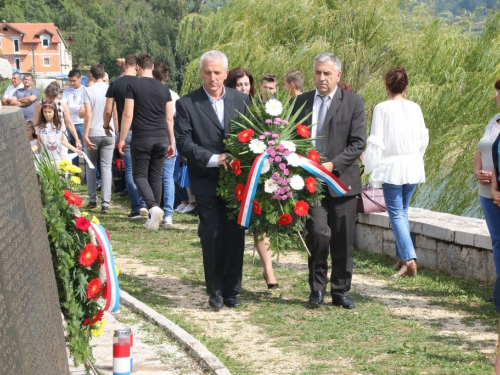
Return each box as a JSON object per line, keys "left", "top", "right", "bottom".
{"left": 355, "top": 208, "right": 495, "bottom": 283}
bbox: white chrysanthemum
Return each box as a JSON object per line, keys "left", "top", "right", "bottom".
{"left": 280, "top": 140, "right": 296, "bottom": 152}
{"left": 249, "top": 139, "right": 267, "bottom": 154}
{"left": 264, "top": 178, "right": 278, "bottom": 193}
{"left": 289, "top": 175, "right": 305, "bottom": 190}
{"left": 261, "top": 159, "right": 270, "bottom": 174}
{"left": 265, "top": 99, "right": 283, "bottom": 117}
{"left": 286, "top": 153, "right": 302, "bottom": 167}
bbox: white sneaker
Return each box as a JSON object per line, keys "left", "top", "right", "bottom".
{"left": 140, "top": 207, "right": 148, "bottom": 217}
{"left": 175, "top": 203, "right": 188, "bottom": 213}
{"left": 145, "top": 206, "right": 164, "bottom": 232}
{"left": 180, "top": 204, "right": 196, "bottom": 214}
{"left": 160, "top": 216, "right": 173, "bottom": 227}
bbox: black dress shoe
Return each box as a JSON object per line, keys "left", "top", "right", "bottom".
{"left": 332, "top": 295, "right": 355, "bottom": 309}
{"left": 309, "top": 291, "right": 325, "bottom": 307}
{"left": 224, "top": 296, "right": 241, "bottom": 308}
{"left": 208, "top": 295, "right": 223, "bottom": 310}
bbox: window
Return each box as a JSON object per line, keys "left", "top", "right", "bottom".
{"left": 43, "top": 57, "right": 50, "bottom": 66}
{"left": 41, "top": 36, "right": 49, "bottom": 47}
{"left": 14, "top": 58, "right": 20, "bottom": 70}
{"left": 13, "top": 39, "right": 19, "bottom": 52}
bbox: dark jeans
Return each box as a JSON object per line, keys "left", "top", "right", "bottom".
{"left": 196, "top": 195, "right": 245, "bottom": 298}
{"left": 67, "top": 123, "right": 84, "bottom": 167}
{"left": 130, "top": 137, "right": 168, "bottom": 210}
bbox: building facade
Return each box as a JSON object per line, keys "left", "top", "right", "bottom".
{"left": 0, "top": 21, "right": 72, "bottom": 77}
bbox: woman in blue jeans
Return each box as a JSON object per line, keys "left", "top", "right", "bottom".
{"left": 475, "top": 80, "right": 500, "bottom": 301}
{"left": 363, "top": 67, "right": 429, "bottom": 277}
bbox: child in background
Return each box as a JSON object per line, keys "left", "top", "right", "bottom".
{"left": 25, "top": 120, "right": 38, "bottom": 151}
{"left": 34, "top": 100, "right": 82, "bottom": 162}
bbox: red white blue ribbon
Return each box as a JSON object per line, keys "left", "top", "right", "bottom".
{"left": 237, "top": 153, "right": 350, "bottom": 228}
{"left": 292, "top": 154, "right": 349, "bottom": 196}
{"left": 90, "top": 223, "right": 120, "bottom": 312}
{"left": 237, "top": 153, "right": 269, "bottom": 227}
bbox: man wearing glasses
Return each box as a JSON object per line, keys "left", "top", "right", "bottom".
{"left": 2, "top": 72, "right": 23, "bottom": 106}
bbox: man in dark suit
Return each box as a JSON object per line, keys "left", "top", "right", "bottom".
{"left": 293, "top": 53, "right": 366, "bottom": 309}
{"left": 175, "top": 50, "right": 251, "bottom": 310}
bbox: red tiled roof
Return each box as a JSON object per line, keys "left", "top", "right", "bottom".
{"left": 0, "top": 22, "right": 62, "bottom": 43}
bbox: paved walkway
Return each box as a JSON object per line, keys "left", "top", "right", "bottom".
{"left": 68, "top": 307, "right": 209, "bottom": 375}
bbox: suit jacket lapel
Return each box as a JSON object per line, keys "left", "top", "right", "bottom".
{"left": 196, "top": 87, "right": 223, "bottom": 131}
{"left": 323, "top": 87, "right": 342, "bottom": 127}
{"left": 303, "top": 92, "right": 315, "bottom": 126}
{"left": 223, "top": 89, "right": 234, "bottom": 137}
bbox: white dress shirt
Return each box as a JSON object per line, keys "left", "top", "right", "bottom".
{"left": 311, "top": 87, "right": 337, "bottom": 146}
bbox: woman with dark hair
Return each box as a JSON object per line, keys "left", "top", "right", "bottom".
{"left": 225, "top": 68, "right": 255, "bottom": 99}
{"left": 363, "top": 67, "right": 429, "bottom": 277}
{"left": 476, "top": 79, "right": 500, "bottom": 301}
{"left": 225, "top": 67, "right": 278, "bottom": 289}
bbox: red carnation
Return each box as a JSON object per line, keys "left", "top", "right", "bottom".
{"left": 296, "top": 123, "right": 310, "bottom": 138}
{"left": 63, "top": 189, "right": 82, "bottom": 207}
{"left": 252, "top": 200, "right": 262, "bottom": 215}
{"left": 235, "top": 184, "right": 245, "bottom": 202}
{"left": 91, "top": 309, "right": 104, "bottom": 325}
{"left": 101, "top": 283, "right": 108, "bottom": 300}
{"left": 79, "top": 243, "right": 98, "bottom": 267}
{"left": 86, "top": 277, "right": 102, "bottom": 299}
{"left": 83, "top": 317, "right": 91, "bottom": 325}
{"left": 307, "top": 149, "right": 321, "bottom": 163}
{"left": 232, "top": 159, "right": 242, "bottom": 176}
{"left": 75, "top": 217, "right": 91, "bottom": 231}
{"left": 237, "top": 129, "right": 255, "bottom": 143}
{"left": 277, "top": 213, "right": 293, "bottom": 226}
{"left": 305, "top": 176, "right": 317, "bottom": 193}
{"left": 293, "top": 200, "right": 310, "bottom": 217}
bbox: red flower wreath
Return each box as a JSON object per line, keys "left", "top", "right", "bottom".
{"left": 79, "top": 243, "right": 98, "bottom": 267}
{"left": 277, "top": 213, "right": 293, "bottom": 226}
{"left": 293, "top": 200, "right": 310, "bottom": 217}
{"left": 232, "top": 159, "right": 242, "bottom": 176}
{"left": 305, "top": 177, "right": 317, "bottom": 193}
{"left": 75, "top": 217, "right": 91, "bottom": 231}
{"left": 235, "top": 184, "right": 245, "bottom": 202}
{"left": 63, "top": 189, "right": 82, "bottom": 207}
{"left": 296, "top": 123, "right": 310, "bottom": 138}
{"left": 237, "top": 129, "right": 255, "bottom": 143}
{"left": 307, "top": 149, "right": 321, "bottom": 163}
{"left": 252, "top": 200, "right": 262, "bottom": 215}
{"left": 86, "top": 277, "right": 102, "bottom": 299}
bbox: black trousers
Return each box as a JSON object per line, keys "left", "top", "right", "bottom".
{"left": 305, "top": 191, "right": 357, "bottom": 297}
{"left": 130, "top": 137, "right": 168, "bottom": 209}
{"left": 196, "top": 195, "right": 245, "bottom": 298}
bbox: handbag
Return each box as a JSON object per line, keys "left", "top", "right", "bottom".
{"left": 356, "top": 184, "right": 386, "bottom": 214}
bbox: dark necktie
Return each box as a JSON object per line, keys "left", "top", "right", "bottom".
{"left": 315, "top": 95, "right": 328, "bottom": 153}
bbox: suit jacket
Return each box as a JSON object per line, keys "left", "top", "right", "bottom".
{"left": 175, "top": 86, "right": 251, "bottom": 196}
{"left": 293, "top": 88, "right": 366, "bottom": 196}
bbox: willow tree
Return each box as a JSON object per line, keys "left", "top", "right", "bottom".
{"left": 176, "top": 0, "right": 500, "bottom": 218}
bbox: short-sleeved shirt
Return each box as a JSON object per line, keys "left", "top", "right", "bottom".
{"left": 62, "top": 86, "right": 86, "bottom": 124}
{"left": 125, "top": 77, "right": 171, "bottom": 139}
{"left": 478, "top": 114, "right": 500, "bottom": 198}
{"left": 13, "top": 87, "right": 39, "bottom": 121}
{"left": 83, "top": 82, "right": 109, "bottom": 137}
{"left": 106, "top": 75, "right": 138, "bottom": 132}
{"left": 36, "top": 122, "right": 67, "bottom": 161}
{"left": 3, "top": 83, "right": 23, "bottom": 99}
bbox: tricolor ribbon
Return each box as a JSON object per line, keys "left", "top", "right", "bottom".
{"left": 237, "top": 153, "right": 269, "bottom": 227}
{"left": 236, "top": 152, "right": 350, "bottom": 227}
{"left": 89, "top": 223, "right": 120, "bottom": 312}
{"left": 291, "top": 154, "right": 349, "bottom": 196}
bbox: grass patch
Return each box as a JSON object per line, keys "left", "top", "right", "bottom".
{"left": 90, "top": 190, "right": 497, "bottom": 374}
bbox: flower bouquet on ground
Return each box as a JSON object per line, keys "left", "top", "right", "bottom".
{"left": 218, "top": 90, "right": 349, "bottom": 255}
{"left": 35, "top": 150, "right": 119, "bottom": 368}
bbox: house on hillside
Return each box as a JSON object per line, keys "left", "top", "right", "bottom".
{"left": 0, "top": 21, "right": 72, "bottom": 79}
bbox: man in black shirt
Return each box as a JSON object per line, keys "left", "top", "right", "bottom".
{"left": 104, "top": 54, "right": 145, "bottom": 219}
{"left": 118, "top": 53, "right": 175, "bottom": 232}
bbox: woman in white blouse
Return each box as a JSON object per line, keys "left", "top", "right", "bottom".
{"left": 363, "top": 67, "right": 429, "bottom": 277}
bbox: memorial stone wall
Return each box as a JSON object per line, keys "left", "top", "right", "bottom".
{"left": 0, "top": 107, "right": 69, "bottom": 374}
